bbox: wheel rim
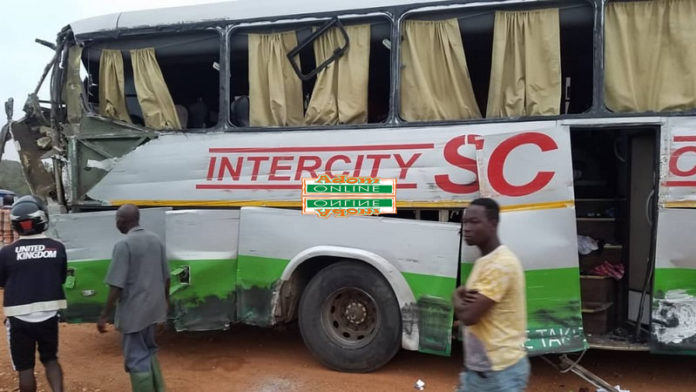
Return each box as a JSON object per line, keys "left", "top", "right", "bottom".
{"left": 320, "top": 287, "right": 381, "bottom": 349}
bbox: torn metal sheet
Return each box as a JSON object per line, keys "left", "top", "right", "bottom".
{"left": 65, "top": 46, "right": 83, "bottom": 124}
{"left": 9, "top": 119, "right": 55, "bottom": 200}
{"left": 652, "top": 290, "right": 696, "bottom": 345}
{"left": 86, "top": 158, "right": 117, "bottom": 171}
{"left": 652, "top": 208, "right": 696, "bottom": 352}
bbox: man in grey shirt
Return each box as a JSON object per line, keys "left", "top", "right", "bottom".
{"left": 97, "top": 204, "right": 170, "bottom": 392}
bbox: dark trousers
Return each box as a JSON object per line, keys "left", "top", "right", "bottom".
{"left": 121, "top": 324, "right": 158, "bottom": 373}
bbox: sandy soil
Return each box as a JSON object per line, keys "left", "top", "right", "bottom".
{"left": 0, "top": 304, "right": 693, "bottom": 391}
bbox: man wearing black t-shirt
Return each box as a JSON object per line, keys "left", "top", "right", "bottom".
{"left": 0, "top": 196, "right": 67, "bottom": 392}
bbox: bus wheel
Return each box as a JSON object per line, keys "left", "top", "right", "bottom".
{"left": 298, "top": 260, "right": 402, "bottom": 372}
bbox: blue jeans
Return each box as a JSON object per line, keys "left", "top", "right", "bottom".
{"left": 457, "top": 357, "right": 530, "bottom": 392}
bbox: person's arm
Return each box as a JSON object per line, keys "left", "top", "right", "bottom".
{"left": 97, "top": 285, "right": 122, "bottom": 333}
{"left": 453, "top": 262, "right": 510, "bottom": 326}
{"left": 453, "top": 287, "right": 496, "bottom": 326}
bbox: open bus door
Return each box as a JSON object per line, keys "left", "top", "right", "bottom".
{"left": 651, "top": 118, "right": 696, "bottom": 354}
{"left": 471, "top": 123, "right": 587, "bottom": 355}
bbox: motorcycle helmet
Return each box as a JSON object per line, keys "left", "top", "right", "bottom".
{"left": 10, "top": 195, "right": 49, "bottom": 236}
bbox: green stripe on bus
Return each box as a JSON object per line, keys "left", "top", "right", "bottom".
{"left": 402, "top": 273, "right": 456, "bottom": 300}
{"left": 459, "top": 265, "right": 582, "bottom": 329}
{"left": 65, "top": 258, "right": 237, "bottom": 300}
{"left": 405, "top": 267, "right": 582, "bottom": 323}
{"left": 654, "top": 268, "right": 696, "bottom": 296}
{"left": 236, "top": 255, "right": 289, "bottom": 289}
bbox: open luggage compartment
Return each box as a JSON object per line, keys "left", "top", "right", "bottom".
{"left": 571, "top": 127, "right": 659, "bottom": 350}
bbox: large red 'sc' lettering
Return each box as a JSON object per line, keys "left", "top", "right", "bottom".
{"left": 669, "top": 146, "right": 696, "bottom": 177}
{"left": 435, "top": 135, "right": 479, "bottom": 194}
{"left": 488, "top": 132, "right": 557, "bottom": 197}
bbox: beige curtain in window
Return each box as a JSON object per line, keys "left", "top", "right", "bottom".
{"left": 305, "top": 25, "right": 371, "bottom": 125}
{"left": 605, "top": 0, "right": 696, "bottom": 112}
{"left": 130, "top": 48, "right": 181, "bottom": 130}
{"left": 400, "top": 19, "right": 481, "bottom": 121}
{"left": 486, "top": 9, "right": 561, "bottom": 118}
{"left": 248, "top": 32, "right": 304, "bottom": 127}
{"left": 99, "top": 49, "right": 132, "bottom": 123}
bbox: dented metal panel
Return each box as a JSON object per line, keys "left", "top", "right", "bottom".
{"left": 652, "top": 208, "right": 696, "bottom": 352}
{"left": 48, "top": 208, "right": 169, "bottom": 322}
{"left": 165, "top": 209, "right": 240, "bottom": 331}
{"left": 70, "top": 116, "right": 157, "bottom": 202}
{"left": 237, "top": 207, "right": 460, "bottom": 354}
{"left": 651, "top": 118, "right": 696, "bottom": 353}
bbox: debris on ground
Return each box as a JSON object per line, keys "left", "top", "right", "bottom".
{"left": 597, "top": 386, "right": 630, "bottom": 392}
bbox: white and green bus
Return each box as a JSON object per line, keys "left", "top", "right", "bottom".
{"left": 2, "top": 0, "right": 696, "bottom": 375}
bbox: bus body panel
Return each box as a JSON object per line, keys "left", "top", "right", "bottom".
{"left": 165, "top": 209, "right": 241, "bottom": 331}
{"left": 51, "top": 208, "right": 169, "bottom": 323}
{"left": 84, "top": 121, "right": 567, "bottom": 208}
{"left": 472, "top": 128, "right": 586, "bottom": 354}
{"left": 652, "top": 118, "right": 696, "bottom": 354}
{"left": 237, "top": 206, "right": 460, "bottom": 355}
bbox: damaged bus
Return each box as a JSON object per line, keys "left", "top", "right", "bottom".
{"left": 2, "top": 0, "right": 696, "bottom": 381}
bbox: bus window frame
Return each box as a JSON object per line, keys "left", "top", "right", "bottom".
{"left": 287, "top": 17, "right": 351, "bottom": 81}
{"left": 225, "top": 12, "right": 396, "bottom": 132}
{"left": 69, "top": 0, "right": 696, "bottom": 137}
{"left": 601, "top": 0, "right": 696, "bottom": 117}
{"left": 78, "top": 26, "right": 226, "bottom": 134}
{"left": 395, "top": 0, "right": 598, "bottom": 125}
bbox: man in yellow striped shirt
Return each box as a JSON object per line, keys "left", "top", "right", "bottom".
{"left": 453, "top": 198, "right": 529, "bottom": 392}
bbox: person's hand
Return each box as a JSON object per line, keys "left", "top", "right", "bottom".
{"left": 463, "top": 289, "right": 479, "bottom": 304}
{"left": 454, "top": 286, "right": 468, "bottom": 299}
{"left": 97, "top": 314, "right": 109, "bottom": 333}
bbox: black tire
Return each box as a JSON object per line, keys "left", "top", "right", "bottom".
{"left": 298, "top": 260, "right": 402, "bottom": 372}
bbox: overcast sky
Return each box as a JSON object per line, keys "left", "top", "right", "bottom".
{"left": 1, "top": 0, "right": 223, "bottom": 161}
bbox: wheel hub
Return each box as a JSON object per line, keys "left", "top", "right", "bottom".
{"left": 345, "top": 302, "right": 367, "bottom": 324}
{"left": 320, "top": 287, "right": 381, "bottom": 349}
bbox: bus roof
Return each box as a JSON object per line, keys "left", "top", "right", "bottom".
{"left": 70, "top": 0, "right": 452, "bottom": 37}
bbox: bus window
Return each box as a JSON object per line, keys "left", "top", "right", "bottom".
{"left": 82, "top": 31, "right": 221, "bottom": 130}
{"left": 228, "top": 18, "right": 391, "bottom": 128}
{"left": 604, "top": 0, "right": 696, "bottom": 113}
{"left": 400, "top": 1, "right": 593, "bottom": 122}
